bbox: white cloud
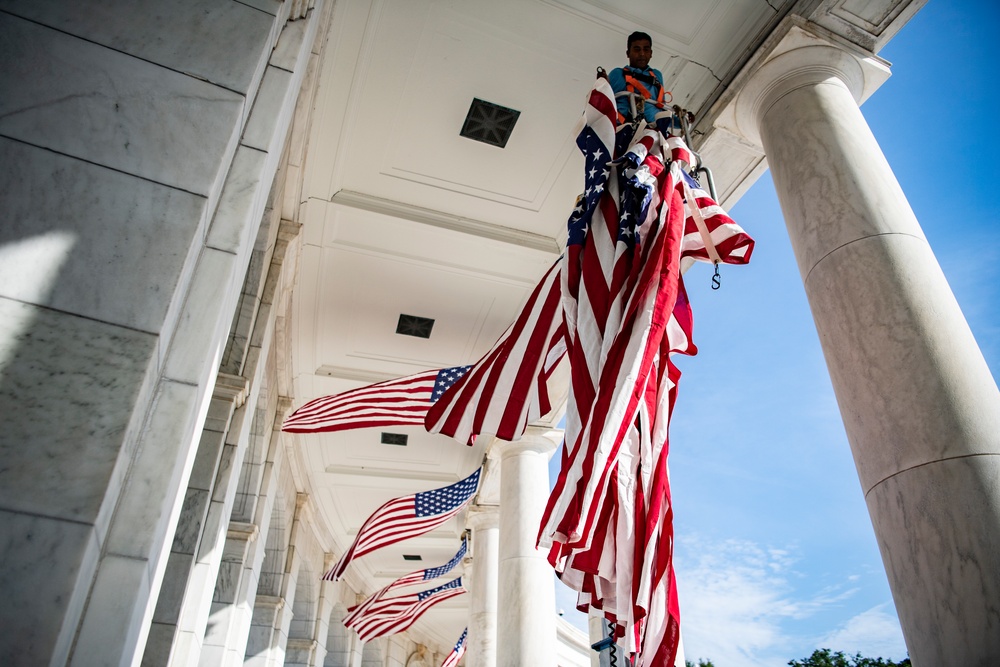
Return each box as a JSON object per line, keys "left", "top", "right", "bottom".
{"left": 675, "top": 538, "right": 797, "bottom": 666}
{"left": 673, "top": 536, "right": 862, "bottom": 667}
{"left": 818, "top": 603, "right": 908, "bottom": 660}
{"left": 550, "top": 535, "right": 906, "bottom": 667}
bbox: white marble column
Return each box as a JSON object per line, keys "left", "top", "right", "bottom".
{"left": 724, "top": 24, "right": 1000, "bottom": 664}
{"left": 493, "top": 428, "right": 560, "bottom": 667}
{"left": 466, "top": 505, "right": 500, "bottom": 667}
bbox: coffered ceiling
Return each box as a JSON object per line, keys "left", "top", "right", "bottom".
{"left": 288, "top": 0, "right": 793, "bottom": 650}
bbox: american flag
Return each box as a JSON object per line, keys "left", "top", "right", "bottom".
{"left": 425, "top": 260, "right": 567, "bottom": 445}
{"left": 345, "top": 577, "right": 466, "bottom": 642}
{"left": 534, "top": 77, "right": 752, "bottom": 667}
{"left": 343, "top": 538, "right": 467, "bottom": 628}
{"left": 322, "top": 469, "right": 481, "bottom": 581}
{"left": 441, "top": 628, "right": 468, "bottom": 667}
{"left": 281, "top": 366, "right": 471, "bottom": 433}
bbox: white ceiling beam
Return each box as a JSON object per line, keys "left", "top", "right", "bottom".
{"left": 323, "top": 464, "right": 462, "bottom": 484}
{"left": 331, "top": 189, "right": 562, "bottom": 254}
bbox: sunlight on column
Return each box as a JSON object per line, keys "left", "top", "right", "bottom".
{"left": 0, "top": 230, "right": 76, "bottom": 371}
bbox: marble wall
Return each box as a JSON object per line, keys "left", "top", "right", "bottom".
{"left": 0, "top": 0, "right": 329, "bottom": 664}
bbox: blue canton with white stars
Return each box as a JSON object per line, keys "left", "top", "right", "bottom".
{"left": 431, "top": 366, "right": 471, "bottom": 403}
{"left": 422, "top": 539, "right": 467, "bottom": 580}
{"left": 417, "top": 577, "right": 463, "bottom": 601}
{"left": 568, "top": 126, "right": 612, "bottom": 248}
{"left": 414, "top": 468, "right": 481, "bottom": 517}
{"left": 618, "top": 163, "right": 654, "bottom": 246}
{"left": 453, "top": 629, "right": 468, "bottom": 651}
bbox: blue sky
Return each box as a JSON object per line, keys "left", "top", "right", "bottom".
{"left": 554, "top": 2, "right": 1000, "bottom": 664}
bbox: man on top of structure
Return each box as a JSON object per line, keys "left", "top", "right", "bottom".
{"left": 606, "top": 31, "right": 670, "bottom": 127}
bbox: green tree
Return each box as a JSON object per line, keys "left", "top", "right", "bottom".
{"left": 788, "top": 648, "right": 911, "bottom": 667}
{"left": 685, "top": 660, "right": 716, "bottom": 667}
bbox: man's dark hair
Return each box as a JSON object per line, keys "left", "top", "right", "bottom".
{"left": 627, "top": 31, "right": 652, "bottom": 49}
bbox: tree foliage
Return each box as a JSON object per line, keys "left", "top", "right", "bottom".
{"left": 685, "top": 660, "right": 716, "bottom": 667}
{"left": 788, "top": 648, "right": 911, "bottom": 667}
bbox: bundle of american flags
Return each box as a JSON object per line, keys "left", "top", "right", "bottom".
{"left": 283, "top": 76, "right": 753, "bottom": 665}
{"left": 344, "top": 540, "right": 467, "bottom": 641}
{"left": 534, "top": 78, "right": 753, "bottom": 666}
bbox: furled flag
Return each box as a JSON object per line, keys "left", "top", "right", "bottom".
{"left": 281, "top": 366, "right": 471, "bottom": 433}
{"left": 323, "top": 468, "right": 481, "bottom": 581}
{"left": 441, "top": 628, "right": 468, "bottom": 667}
{"left": 344, "top": 538, "right": 467, "bottom": 628}
{"left": 532, "top": 77, "right": 753, "bottom": 667}
{"left": 345, "top": 577, "right": 466, "bottom": 642}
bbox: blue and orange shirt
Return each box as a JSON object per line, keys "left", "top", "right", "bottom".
{"left": 608, "top": 66, "right": 667, "bottom": 123}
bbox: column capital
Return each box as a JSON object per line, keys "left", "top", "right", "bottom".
{"left": 489, "top": 426, "right": 561, "bottom": 460}
{"left": 227, "top": 521, "right": 260, "bottom": 544}
{"left": 466, "top": 504, "right": 500, "bottom": 531}
{"left": 715, "top": 20, "right": 890, "bottom": 148}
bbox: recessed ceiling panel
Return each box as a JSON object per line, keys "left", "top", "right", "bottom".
{"left": 319, "top": 426, "right": 478, "bottom": 473}
{"left": 376, "top": 4, "right": 593, "bottom": 208}
{"left": 313, "top": 245, "right": 523, "bottom": 371}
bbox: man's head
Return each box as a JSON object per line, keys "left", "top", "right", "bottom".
{"left": 626, "top": 31, "right": 653, "bottom": 69}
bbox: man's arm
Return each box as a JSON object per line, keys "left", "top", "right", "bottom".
{"left": 606, "top": 67, "right": 626, "bottom": 94}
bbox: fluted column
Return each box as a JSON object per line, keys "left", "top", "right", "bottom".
{"left": 465, "top": 505, "right": 500, "bottom": 667}
{"left": 723, "top": 23, "right": 1000, "bottom": 664}
{"left": 493, "top": 428, "right": 559, "bottom": 667}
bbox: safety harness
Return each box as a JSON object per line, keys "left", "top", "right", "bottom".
{"left": 618, "top": 66, "right": 670, "bottom": 123}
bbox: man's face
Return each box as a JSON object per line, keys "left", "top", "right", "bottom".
{"left": 627, "top": 39, "right": 652, "bottom": 69}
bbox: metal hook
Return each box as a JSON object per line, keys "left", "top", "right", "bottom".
{"left": 712, "top": 262, "right": 722, "bottom": 290}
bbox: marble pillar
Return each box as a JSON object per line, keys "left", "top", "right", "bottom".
{"left": 0, "top": 2, "right": 328, "bottom": 664}
{"left": 494, "top": 428, "right": 560, "bottom": 667}
{"left": 724, "top": 24, "right": 1000, "bottom": 664}
{"left": 143, "top": 375, "right": 247, "bottom": 667}
{"left": 466, "top": 505, "right": 500, "bottom": 667}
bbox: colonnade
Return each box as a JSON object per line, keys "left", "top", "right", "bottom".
{"left": 458, "top": 23, "right": 1000, "bottom": 666}
{"left": 2, "top": 1, "right": 998, "bottom": 664}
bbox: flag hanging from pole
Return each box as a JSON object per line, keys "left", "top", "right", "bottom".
{"left": 345, "top": 577, "right": 466, "bottom": 642}
{"left": 323, "top": 469, "right": 481, "bottom": 581}
{"left": 426, "top": 260, "right": 567, "bottom": 445}
{"left": 441, "top": 628, "right": 468, "bottom": 667}
{"left": 281, "top": 366, "right": 471, "bottom": 433}
{"left": 344, "top": 538, "right": 467, "bottom": 628}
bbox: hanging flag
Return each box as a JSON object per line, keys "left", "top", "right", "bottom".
{"left": 281, "top": 366, "right": 471, "bottom": 433}
{"left": 426, "top": 260, "right": 567, "bottom": 445}
{"left": 441, "top": 628, "right": 468, "bottom": 667}
{"left": 345, "top": 577, "right": 466, "bottom": 642}
{"left": 678, "top": 170, "right": 754, "bottom": 268}
{"left": 532, "top": 77, "right": 753, "bottom": 667}
{"left": 323, "top": 468, "right": 481, "bottom": 581}
{"left": 344, "top": 538, "right": 467, "bottom": 626}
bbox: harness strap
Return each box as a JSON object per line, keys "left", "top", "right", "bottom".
{"left": 681, "top": 176, "right": 722, "bottom": 265}
{"left": 624, "top": 67, "right": 666, "bottom": 109}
